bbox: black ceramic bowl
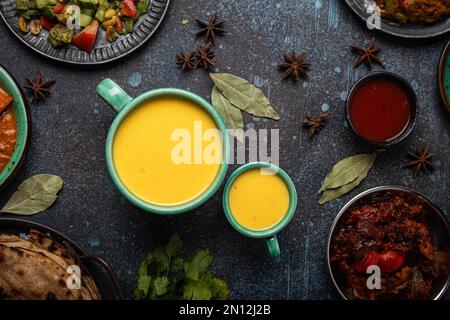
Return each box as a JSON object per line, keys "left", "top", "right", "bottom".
{"left": 0, "top": 218, "right": 123, "bottom": 300}
{"left": 327, "top": 186, "right": 450, "bottom": 300}
{"left": 346, "top": 72, "right": 417, "bottom": 147}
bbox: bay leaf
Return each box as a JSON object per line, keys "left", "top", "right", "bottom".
{"left": 1, "top": 174, "right": 63, "bottom": 215}
{"left": 319, "top": 160, "right": 373, "bottom": 204}
{"left": 211, "top": 86, "right": 244, "bottom": 143}
{"left": 318, "top": 151, "right": 380, "bottom": 193}
{"left": 210, "top": 73, "right": 280, "bottom": 120}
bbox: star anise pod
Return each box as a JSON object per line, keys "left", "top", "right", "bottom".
{"left": 195, "top": 13, "right": 226, "bottom": 45}
{"left": 349, "top": 37, "right": 385, "bottom": 70}
{"left": 24, "top": 71, "right": 56, "bottom": 104}
{"left": 196, "top": 44, "right": 216, "bottom": 69}
{"left": 278, "top": 51, "right": 310, "bottom": 81}
{"left": 302, "top": 111, "right": 330, "bottom": 138}
{"left": 405, "top": 144, "right": 435, "bottom": 176}
{"left": 176, "top": 51, "right": 196, "bottom": 71}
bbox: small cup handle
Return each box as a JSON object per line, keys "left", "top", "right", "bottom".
{"left": 96, "top": 78, "right": 133, "bottom": 113}
{"left": 266, "top": 235, "right": 280, "bottom": 259}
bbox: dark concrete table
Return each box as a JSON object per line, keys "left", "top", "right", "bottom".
{"left": 0, "top": 0, "right": 449, "bottom": 299}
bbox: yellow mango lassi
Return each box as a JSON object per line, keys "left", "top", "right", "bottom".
{"left": 113, "top": 97, "right": 222, "bottom": 206}
{"left": 228, "top": 168, "right": 290, "bottom": 231}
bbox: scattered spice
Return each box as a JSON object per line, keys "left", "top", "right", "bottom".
{"left": 176, "top": 51, "right": 196, "bottom": 71}
{"left": 24, "top": 71, "right": 56, "bottom": 104}
{"left": 349, "top": 37, "right": 384, "bottom": 70}
{"left": 318, "top": 151, "right": 382, "bottom": 204}
{"left": 302, "top": 111, "right": 330, "bottom": 138}
{"left": 278, "top": 51, "right": 310, "bottom": 81}
{"left": 196, "top": 44, "right": 216, "bottom": 69}
{"left": 1, "top": 174, "right": 63, "bottom": 215}
{"left": 405, "top": 144, "right": 435, "bottom": 176}
{"left": 210, "top": 73, "right": 280, "bottom": 120}
{"left": 195, "top": 13, "right": 226, "bottom": 45}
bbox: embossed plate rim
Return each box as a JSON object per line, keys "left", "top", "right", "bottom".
{"left": 0, "top": 0, "right": 170, "bottom": 65}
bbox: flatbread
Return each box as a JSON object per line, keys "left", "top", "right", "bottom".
{"left": 0, "top": 230, "right": 101, "bottom": 300}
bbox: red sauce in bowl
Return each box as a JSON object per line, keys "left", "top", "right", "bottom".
{"left": 349, "top": 79, "right": 411, "bottom": 143}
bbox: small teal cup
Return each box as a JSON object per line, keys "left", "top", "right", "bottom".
{"left": 222, "top": 162, "right": 298, "bottom": 258}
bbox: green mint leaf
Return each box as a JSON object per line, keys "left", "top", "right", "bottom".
{"left": 154, "top": 276, "right": 170, "bottom": 296}
{"left": 207, "top": 277, "right": 230, "bottom": 300}
{"left": 138, "top": 253, "right": 153, "bottom": 277}
{"left": 165, "top": 234, "right": 183, "bottom": 259}
{"left": 137, "top": 275, "right": 152, "bottom": 297}
{"left": 134, "top": 288, "right": 146, "bottom": 300}
{"left": 152, "top": 246, "right": 170, "bottom": 274}
{"left": 171, "top": 257, "right": 184, "bottom": 273}
{"left": 184, "top": 249, "right": 213, "bottom": 281}
{"left": 183, "top": 280, "right": 212, "bottom": 300}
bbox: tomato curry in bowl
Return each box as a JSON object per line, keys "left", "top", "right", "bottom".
{"left": 0, "top": 65, "right": 30, "bottom": 189}
{"left": 328, "top": 186, "right": 450, "bottom": 300}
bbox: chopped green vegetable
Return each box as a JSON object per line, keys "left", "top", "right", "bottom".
{"left": 16, "top": 0, "right": 36, "bottom": 11}
{"left": 94, "top": 7, "right": 106, "bottom": 23}
{"left": 123, "top": 17, "right": 134, "bottom": 33}
{"left": 134, "top": 234, "right": 229, "bottom": 300}
{"left": 48, "top": 23, "right": 73, "bottom": 47}
{"left": 40, "top": 6, "right": 56, "bottom": 21}
{"left": 17, "top": 9, "right": 40, "bottom": 19}
{"left": 79, "top": 13, "right": 93, "bottom": 27}
{"left": 81, "top": 8, "right": 95, "bottom": 17}
{"left": 181, "top": 18, "right": 189, "bottom": 25}
{"left": 35, "top": 0, "right": 48, "bottom": 10}
{"left": 79, "top": 0, "right": 97, "bottom": 9}
{"left": 137, "top": 0, "right": 149, "bottom": 16}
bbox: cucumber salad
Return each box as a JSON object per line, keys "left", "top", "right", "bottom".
{"left": 15, "top": 0, "right": 150, "bottom": 53}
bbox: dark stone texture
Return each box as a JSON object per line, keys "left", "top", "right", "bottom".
{"left": 0, "top": 0, "right": 449, "bottom": 299}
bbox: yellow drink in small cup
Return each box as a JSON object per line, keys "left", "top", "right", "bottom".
{"left": 223, "top": 163, "right": 297, "bottom": 258}
{"left": 228, "top": 168, "right": 290, "bottom": 231}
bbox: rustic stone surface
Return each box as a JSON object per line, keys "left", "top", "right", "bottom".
{"left": 0, "top": 0, "right": 448, "bottom": 299}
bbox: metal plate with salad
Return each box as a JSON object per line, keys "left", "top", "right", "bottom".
{"left": 0, "top": 0, "right": 170, "bottom": 65}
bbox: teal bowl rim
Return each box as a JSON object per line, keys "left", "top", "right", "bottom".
{"left": 105, "top": 88, "right": 230, "bottom": 215}
{"left": 438, "top": 39, "right": 450, "bottom": 115}
{"left": 222, "top": 162, "right": 298, "bottom": 238}
{"left": 0, "top": 64, "right": 31, "bottom": 190}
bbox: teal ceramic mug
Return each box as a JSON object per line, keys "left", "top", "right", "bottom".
{"left": 0, "top": 65, "right": 30, "bottom": 189}
{"left": 222, "top": 162, "right": 298, "bottom": 258}
{"left": 96, "top": 78, "right": 229, "bottom": 215}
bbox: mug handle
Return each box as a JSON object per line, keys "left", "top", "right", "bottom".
{"left": 96, "top": 78, "right": 133, "bottom": 113}
{"left": 266, "top": 235, "right": 280, "bottom": 259}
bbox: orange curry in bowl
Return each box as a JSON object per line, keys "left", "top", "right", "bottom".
{"left": 0, "top": 87, "right": 16, "bottom": 173}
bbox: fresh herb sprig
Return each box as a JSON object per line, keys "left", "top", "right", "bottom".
{"left": 134, "top": 234, "right": 229, "bottom": 300}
